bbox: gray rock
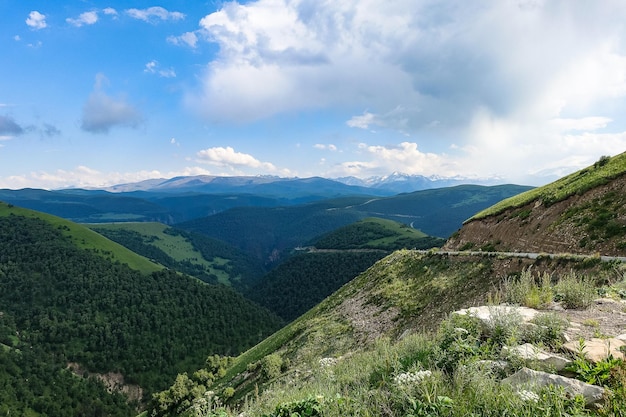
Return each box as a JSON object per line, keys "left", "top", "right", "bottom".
{"left": 455, "top": 305, "right": 539, "bottom": 324}
{"left": 502, "top": 368, "right": 605, "bottom": 405}
{"left": 502, "top": 343, "right": 571, "bottom": 371}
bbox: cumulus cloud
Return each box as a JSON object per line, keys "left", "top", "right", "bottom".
{"left": 177, "top": 0, "right": 626, "bottom": 183}
{"left": 103, "top": 8, "right": 118, "bottom": 16}
{"left": 196, "top": 146, "right": 279, "bottom": 173}
{"left": 0, "top": 115, "right": 24, "bottom": 136}
{"left": 67, "top": 11, "right": 99, "bottom": 27}
{"left": 81, "top": 74, "right": 142, "bottom": 134}
{"left": 26, "top": 11, "right": 47, "bottom": 30}
{"left": 125, "top": 7, "right": 185, "bottom": 23}
{"left": 322, "top": 141, "right": 456, "bottom": 178}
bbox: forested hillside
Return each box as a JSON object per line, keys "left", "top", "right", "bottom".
{"left": 0, "top": 206, "right": 283, "bottom": 415}
{"left": 175, "top": 185, "right": 530, "bottom": 264}
{"left": 91, "top": 223, "right": 267, "bottom": 291}
{"left": 245, "top": 218, "right": 445, "bottom": 321}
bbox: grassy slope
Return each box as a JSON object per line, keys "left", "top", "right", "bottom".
{"left": 90, "top": 222, "right": 231, "bottom": 284}
{"left": 470, "top": 152, "right": 626, "bottom": 221}
{"left": 0, "top": 202, "right": 161, "bottom": 273}
{"left": 311, "top": 217, "right": 430, "bottom": 249}
{"left": 201, "top": 251, "right": 617, "bottom": 405}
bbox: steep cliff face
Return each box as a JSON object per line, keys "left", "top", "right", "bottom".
{"left": 445, "top": 173, "right": 626, "bottom": 256}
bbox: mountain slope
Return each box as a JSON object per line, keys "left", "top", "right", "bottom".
{"left": 0, "top": 203, "right": 283, "bottom": 414}
{"left": 445, "top": 153, "right": 626, "bottom": 255}
{"left": 0, "top": 201, "right": 162, "bottom": 273}
{"left": 89, "top": 222, "right": 267, "bottom": 290}
{"left": 150, "top": 249, "right": 620, "bottom": 416}
{"left": 176, "top": 185, "right": 530, "bottom": 263}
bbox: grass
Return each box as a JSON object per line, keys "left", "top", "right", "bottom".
{"left": 469, "top": 152, "right": 626, "bottom": 221}
{"left": 91, "top": 222, "right": 232, "bottom": 284}
{"left": 150, "top": 250, "right": 626, "bottom": 417}
{"left": 174, "top": 317, "right": 601, "bottom": 417}
{"left": 0, "top": 202, "right": 161, "bottom": 273}
{"left": 501, "top": 268, "right": 599, "bottom": 310}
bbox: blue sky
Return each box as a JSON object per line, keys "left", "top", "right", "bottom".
{"left": 2, "top": 1, "right": 626, "bottom": 189}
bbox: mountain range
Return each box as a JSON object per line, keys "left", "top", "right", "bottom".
{"left": 2, "top": 153, "right": 626, "bottom": 416}
{"left": 103, "top": 172, "right": 502, "bottom": 195}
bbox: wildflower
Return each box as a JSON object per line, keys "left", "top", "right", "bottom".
{"left": 393, "top": 370, "right": 432, "bottom": 386}
{"left": 517, "top": 389, "right": 539, "bottom": 402}
{"left": 319, "top": 357, "right": 338, "bottom": 367}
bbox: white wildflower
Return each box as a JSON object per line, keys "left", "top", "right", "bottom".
{"left": 319, "top": 357, "right": 338, "bottom": 367}
{"left": 393, "top": 370, "right": 432, "bottom": 386}
{"left": 517, "top": 389, "right": 539, "bottom": 402}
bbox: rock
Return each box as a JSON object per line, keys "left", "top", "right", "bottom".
{"left": 562, "top": 338, "right": 625, "bottom": 363}
{"left": 502, "top": 343, "right": 571, "bottom": 371}
{"left": 617, "top": 334, "right": 626, "bottom": 342}
{"left": 455, "top": 305, "right": 539, "bottom": 324}
{"left": 475, "top": 360, "right": 509, "bottom": 372}
{"left": 594, "top": 298, "right": 620, "bottom": 305}
{"left": 454, "top": 305, "right": 544, "bottom": 338}
{"left": 502, "top": 368, "right": 605, "bottom": 406}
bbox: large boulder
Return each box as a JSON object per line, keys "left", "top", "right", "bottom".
{"left": 502, "top": 367, "right": 605, "bottom": 406}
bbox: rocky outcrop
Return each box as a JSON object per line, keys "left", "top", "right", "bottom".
{"left": 502, "top": 368, "right": 605, "bottom": 406}
{"left": 453, "top": 303, "right": 626, "bottom": 407}
{"left": 502, "top": 343, "right": 571, "bottom": 371}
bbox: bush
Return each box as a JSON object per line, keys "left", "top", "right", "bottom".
{"left": 554, "top": 272, "right": 597, "bottom": 309}
{"left": 260, "top": 353, "right": 284, "bottom": 381}
{"left": 504, "top": 268, "right": 553, "bottom": 309}
{"left": 525, "top": 312, "right": 569, "bottom": 348}
{"left": 263, "top": 396, "right": 323, "bottom": 417}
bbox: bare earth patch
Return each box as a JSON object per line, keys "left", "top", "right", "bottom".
{"left": 66, "top": 362, "right": 143, "bottom": 404}
{"left": 556, "top": 298, "right": 626, "bottom": 341}
{"left": 336, "top": 290, "right": 400, "bottom": 345}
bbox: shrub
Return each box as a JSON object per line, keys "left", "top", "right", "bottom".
{"left": 260, "top": 353, "right": 284, "bottom": 381}
{"left": 263, "top": 396, "right": 323, "bottom": 417}
{"left": 525, "top": 312, "right": 569, "bottom": 348}
{"left": 504, "top": 268, "right": 553, "bottom": 308}
{"left": 554, "top": 272, "right": 597, "bottom": 309}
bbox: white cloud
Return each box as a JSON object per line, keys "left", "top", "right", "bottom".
{"left": 26, "top": 11, "right": 47, "bottom": 30}
{"left": 144, "top": 60, "right": 157, "bottom": 73}
{"left": 178, "top": 0, "right": 626, "bottom": 184}
{"left": 196, "top": 146, "right": 281, "bottom": 174}
{"left": 144, "top": 60, "right": 176, "bottom": 78}
{"left": 167, "top": 31, "right": 199, "bottom": 48}
{"left": 67, "top": 11, "right": 99, "bottom": 27}
{"left": 314, "top": 143, "right": 337, "bottom": 151}
{"left": 323, "top": 141, "right": 455, "bottom": 178}
{"left": 0, "top": 166, "right": 217, "bottom": 190}
{"left": 14, "top": 35, "right": 21, "bottom": 41}
{"left": 81, "top": 74, "right": 142, "bottom": 133}
{"left": 125, "top": 7, "right": 185, "bottom": 23}
{"left": 103, "top": 8, "right": 118, "bottom": 16}
{"left": 346, "top": 112, "right": 376, "bottom": 129}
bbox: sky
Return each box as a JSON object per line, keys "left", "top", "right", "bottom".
{"left": 2, "top": 1, "right": 626, "bottom": 189}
